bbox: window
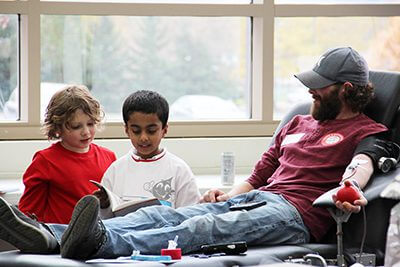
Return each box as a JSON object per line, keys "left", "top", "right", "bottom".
{"left": 42, "top": 0, "right": 252, "bottom": 3}
{"left": 276, "top": 0, "right": 400, "bottom": 3}
{"left": 40, "top": 16, "right": 250, "bottom": 121}
{"left": 0, "top": 14, "right": 18, "bottom": 121}
{"left": 274, "top": 16, "right": 400, "bottom": 119}
{"left": 0, "top": 1, "right": 400, "bottom": 139}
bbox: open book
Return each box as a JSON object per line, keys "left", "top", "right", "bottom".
{"left": 90, "top": 180, "right": 162, "bottom": 217}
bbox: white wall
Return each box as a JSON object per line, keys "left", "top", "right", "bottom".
{"left": 0, "top": 137, "right": 272, "bottom": 180}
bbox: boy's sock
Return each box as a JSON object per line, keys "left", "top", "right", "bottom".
{"left": 0, "top": 197, "right": 59, "bottom": 254}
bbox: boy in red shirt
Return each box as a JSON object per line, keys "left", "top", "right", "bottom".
{"left": 18, "top": 85, "right": 116, "bottom": 224}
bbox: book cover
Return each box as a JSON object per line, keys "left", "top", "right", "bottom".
{"left": 90, "top": 180, "right": 161, "bottom": 217}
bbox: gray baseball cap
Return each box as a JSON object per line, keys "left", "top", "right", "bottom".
{"left": 294, "top": 47, "right": 369, "bottom": 89}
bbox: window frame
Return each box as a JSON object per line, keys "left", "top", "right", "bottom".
{"left": 0, "top": 0, "right": 399, "bottom": 140}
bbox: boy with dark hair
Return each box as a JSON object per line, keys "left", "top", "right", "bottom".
{"left": 93, "top": 90, "right": 200, "bottom": 217}
{"left": 122, "top": 90, "right": 169, "bottom": 128}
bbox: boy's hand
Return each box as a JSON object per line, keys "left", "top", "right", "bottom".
{"left": 92, "top": 189, "right": 110, "bottom": 209}
{"left": 200, "top": 188, "right": 230, "bottom": 203}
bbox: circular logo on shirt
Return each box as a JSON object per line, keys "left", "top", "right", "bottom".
{"left": 321, "top": 133, "right": 344, "bottom": 146}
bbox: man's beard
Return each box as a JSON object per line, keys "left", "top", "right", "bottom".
{"left": 311, "top": 87, "right": 342, "bottom": 122}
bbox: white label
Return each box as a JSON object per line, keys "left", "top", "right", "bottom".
{"left": 281, "top": 133, "right": 305, "bottom": 146}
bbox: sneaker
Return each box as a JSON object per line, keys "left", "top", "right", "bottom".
{"left": 60, "top": 195, "right": 106, "bottom": 260}
{"left": 0, "top": 197, "right": 59, "bottom": 254}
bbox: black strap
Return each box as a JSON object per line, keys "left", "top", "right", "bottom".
{"left": 354, "top": 136, "right": 400, "bottom": 172}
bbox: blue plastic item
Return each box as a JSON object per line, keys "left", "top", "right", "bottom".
{"left": 131, "top": 254, "right": 172, "bottom": 261}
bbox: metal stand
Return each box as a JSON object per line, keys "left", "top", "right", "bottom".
{"left": 328, "top": 208, "right": 352, "bottom": 267}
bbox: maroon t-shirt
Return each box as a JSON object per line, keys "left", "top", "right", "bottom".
{"left": 246, "top": 114, "right": 387, "bottom": 241}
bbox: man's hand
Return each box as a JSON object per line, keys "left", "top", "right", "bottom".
{"left": 200, "top": 188, "right": 231, "bottom": 203}
{"left": 200, "top": 182, "right": 255, "bottom": 203}
{"left": 92, "top": 189, "right": 110, "bottom": 209}
{"left": 332, "top": 191, "right": 367, "bottom": 213}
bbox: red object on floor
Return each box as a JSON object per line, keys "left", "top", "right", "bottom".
{"left": 161, "top": 248, "right": 182, "bottom": 260}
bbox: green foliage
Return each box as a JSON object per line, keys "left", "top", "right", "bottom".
{"left": 169, "top": 27, "right": 238, "bottom": 102}
{"left": 2, "top": 15, "right": 247, "bottom": 117}
{"left": 41, "top": 15, "right": 65, "bottom": 82}
{"left": 89, "top": 16, "right": 126, "bottom": 114}
{"left": 0, "top": 15, "right": 18, "bottom": 107}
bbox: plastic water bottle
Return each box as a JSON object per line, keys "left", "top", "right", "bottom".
{"left": 221, "top": 152, "right": 235, "bottom": 186}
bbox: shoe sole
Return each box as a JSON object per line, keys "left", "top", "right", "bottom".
{"left": 61, "top": 195, "right": 99, "bottom": 259}
{"left": 0, "top": 197, "right": 51, "bottom": 253}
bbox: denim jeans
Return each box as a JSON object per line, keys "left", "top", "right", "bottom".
{"left": 48, "top": 190, "right": 310, "bottom": 258}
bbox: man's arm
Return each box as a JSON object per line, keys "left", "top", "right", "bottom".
{"left": 200, "top": 182, "right": 254, "bottom": 203}
{"left": 200, "top": 117, "right": 293, "bottom": 204}
{"left": 200, "top": 141, "right": 280, "bottom": 203}
{"left": 341, "top": 153, "right": 374, "bottom": 189}
{"left": 334, "top": 134, "right": 400, "bottom": 212}
{"left": 333, "top": 153, "right": 373, "bottom": 213}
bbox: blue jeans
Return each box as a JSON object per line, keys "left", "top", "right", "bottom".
{"left": 48, "top": 190, "right": 310, "bottom": 258}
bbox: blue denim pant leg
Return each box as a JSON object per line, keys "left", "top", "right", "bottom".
{"left": 45, "top": 192, "right": 248, "bottom": 255}
{"left": 95, "top": 190, "right": 310, "bottom": 258}
{"left": 46, "top": 223, "right": 68, "bottom": 244}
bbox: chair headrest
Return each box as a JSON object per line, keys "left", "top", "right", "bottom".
{"left": 365, "top": 70, "right": 400, "bottom": 128}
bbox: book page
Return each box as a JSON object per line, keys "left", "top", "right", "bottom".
{"left": 90, "top": 180, "right": 161, "bottom": 217}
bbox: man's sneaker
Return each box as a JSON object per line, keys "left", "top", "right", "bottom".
{"left": 0, "top": 197, "right": 59, "bottom": 254}
{"left": 60, "top": 195, "right": 106, "bottom": 260}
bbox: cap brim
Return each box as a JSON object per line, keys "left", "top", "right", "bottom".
{"left": 294, "top": 70, "right": 336, "bottom": 89}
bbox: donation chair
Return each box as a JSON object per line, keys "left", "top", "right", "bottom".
{"left": 274, "top": 69, "right": 400, "bottom": 266}
{"left": 173, "top": 69, "right": 400, "bottom": 266}
{"left": 0, "top": 70, "right": 399, "bottom": 267}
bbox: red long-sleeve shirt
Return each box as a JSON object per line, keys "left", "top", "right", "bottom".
{"left": 19, "top": 142, "right": 116, "bottom": 224}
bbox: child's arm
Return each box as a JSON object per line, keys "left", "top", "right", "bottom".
{"left": 18, "top": 155, "right": 50, "bottom": 221}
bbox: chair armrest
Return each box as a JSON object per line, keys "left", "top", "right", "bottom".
{"left": 313, "top": 167, "right": 400, "bottom": 208}
{"left": 312, "top": 187, "right": 339, "bottom": 208}
{"left": 363, "top": 166, "right": 400, "bottom": 200}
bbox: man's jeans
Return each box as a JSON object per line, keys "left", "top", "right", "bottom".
{"left": 48, "top": 190, "right": 310, "bottom": 258}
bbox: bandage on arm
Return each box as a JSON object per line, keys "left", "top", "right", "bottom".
{"left": 341, "top": 154, "right": 373, "bottom": 189}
